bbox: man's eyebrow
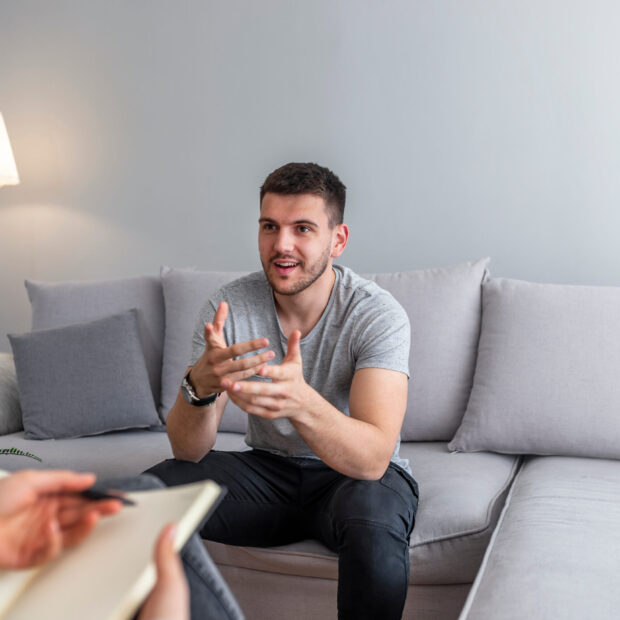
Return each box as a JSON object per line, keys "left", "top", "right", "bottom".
{"left": 258, "top": 217, "right": 319, "bottom": 227}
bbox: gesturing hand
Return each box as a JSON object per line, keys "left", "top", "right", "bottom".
{"left": 0, "top": 470, "right": 122, "bottom": 569}
{"left": 224, "top": 330, "right": 314, "bottom": 420}
{"left": 188, "top": 301, "right": 275, "bottom": 399}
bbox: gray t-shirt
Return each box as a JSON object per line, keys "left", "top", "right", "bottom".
{"left": 190, "top": 265, "right": 411, "bottom": 472}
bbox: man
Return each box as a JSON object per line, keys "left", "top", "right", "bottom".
{"left": 148, "top": 163, "right": 419, "bottom": 619}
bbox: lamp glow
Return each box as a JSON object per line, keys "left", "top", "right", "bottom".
{"left": 0, "top": 112, "right": 20, "bottom": 187}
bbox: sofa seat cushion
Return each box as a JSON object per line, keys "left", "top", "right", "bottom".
{"left": 0, "top": 430, "right": 248, "bottom": 478}
{"left": 206, "top": 442, "right": 520, "bottom": 585}
{"left": 460, "top": 456, "right": 620, "bottom": 619}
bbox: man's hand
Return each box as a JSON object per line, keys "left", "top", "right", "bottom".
{"left": 189, "top": 301, "right": 275, "bottom": 398}
{"left": 0, "top": 470, "right": 123, "bottom": 569}
{"left": 223, "top": 330, "right": 315, "bottom": 420}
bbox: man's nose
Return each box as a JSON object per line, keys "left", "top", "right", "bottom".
{"left": 274, "top": 230, "right": 294, "bottom": 254}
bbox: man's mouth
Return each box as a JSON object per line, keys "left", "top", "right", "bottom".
{"left": 272, "top": 260, "right": 299, "bottom": 276}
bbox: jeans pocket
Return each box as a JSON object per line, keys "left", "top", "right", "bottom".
{"left": 380, "top": 465, "right": 419, "bottom": 508}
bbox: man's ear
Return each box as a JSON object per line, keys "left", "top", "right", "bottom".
{"left": 331, "top": 224, "right": 349, "bottom": 258}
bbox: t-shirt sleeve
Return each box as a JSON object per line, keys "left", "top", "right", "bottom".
{"left": 353, "top": 293, "right": 411, "bottom": 377}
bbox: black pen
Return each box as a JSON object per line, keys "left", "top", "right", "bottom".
{"left": 79, "top": 487, "right": 136, "bottom": 506}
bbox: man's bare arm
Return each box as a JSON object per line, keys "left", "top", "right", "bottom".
{"left": 224, "top": 330, "right": 407, "bottom": 479}
{"left": 166, "top": 302, "right": 274, "bottom": 462}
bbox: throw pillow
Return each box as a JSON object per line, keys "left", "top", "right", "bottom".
{"left": 449, "top": 277, "right": 620, "bottom": 459}
{"left": 25, "top": 276, "right": 165, "bottom": 421}
{"left": 0, "top": 353, "right": 23, "bottom": 435}
{"left": 9, "top": 309, "right": 160, "bottom": 440}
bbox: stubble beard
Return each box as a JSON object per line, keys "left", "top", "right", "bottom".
{"left": 262, "top": 245, "right": 332, "bottom": 296}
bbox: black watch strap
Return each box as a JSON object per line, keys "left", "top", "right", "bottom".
{"left": 181, "top": 371, "right": 220, "bottom": 407}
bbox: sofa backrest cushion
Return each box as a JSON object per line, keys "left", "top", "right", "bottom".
{"left": 367, "top": 258, "right": 489, "bottom": 440}
{"left": 26, "top": 276, "right": 165, "bottom": 420}
{"left": 0, "top": 353, "right": 22, "bottom": 435}
{"left": 160, "top": 267, "right": 248, "bottom": 431}
{"left": 9, "top": 309, "right": 160, "bottom": 440}
{"left": 449, "top": 277, "right": 620, "bottom": 459}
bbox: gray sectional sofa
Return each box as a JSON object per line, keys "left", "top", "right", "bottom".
{"left": 1, "top": 258, "right": 619, "bottom": 620}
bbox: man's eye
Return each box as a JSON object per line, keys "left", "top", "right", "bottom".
{"left": 262, "top": 224, "right": 276, "bottom": 231}
{"left": 298, "top": 226, "right": 310, "bottom": 233}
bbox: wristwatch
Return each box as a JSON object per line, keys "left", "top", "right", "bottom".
{"left": 181, "top": 371, "right": 220, "bottom": 407}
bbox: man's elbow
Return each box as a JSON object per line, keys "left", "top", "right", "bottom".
{"left": 357, "top": 453, "right": 393, "bottom": 481}
{"left": 171, "top": 444, "right": 210, "bottom": 463}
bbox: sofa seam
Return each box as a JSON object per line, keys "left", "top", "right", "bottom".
{"left": 457, "top": 456, "right": 526, "bottom": 619}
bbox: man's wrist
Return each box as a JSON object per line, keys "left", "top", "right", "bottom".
{"left": 181, "top": 371, "right": 220, "bottom": 407}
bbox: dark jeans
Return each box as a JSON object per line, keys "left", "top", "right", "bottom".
{"left": 146, "top": 450, "right": 419, "bottom": 620}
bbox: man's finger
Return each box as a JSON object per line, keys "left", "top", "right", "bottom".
{"left": 220, "top": 366, "right": 269, "bottom": 388}
{"left": 215, "top": 349, "right": 274, "bottom": 376}
{"left": 284, "top": 330, "right": 302, "bottom": 363}
{"left": 208, "top": 337, "right": 270, "bottom": 364}
{"left": 203, "top": 322, "right": 226, "bottom": 349}
{"left": 257, "top": 363, "right": 290, "bottom": 381}
{"left": 228, "top": 378, "right": 282, "bottom": 396}
{"left": 228, "top": 392, "right": 278, "bottom": 417}
{"left": 212, "top": 301, "right": 229, "bottom": 334}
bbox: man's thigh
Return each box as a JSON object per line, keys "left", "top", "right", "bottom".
{"left": 311, "top": 464, "right": 419, "bottom": 549}
{"left": 146, "top": 450, "right": 307, "bottom": 547}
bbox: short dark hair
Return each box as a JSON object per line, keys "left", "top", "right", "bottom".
{"left": 260, "top": 162, "right": 346, "bottom": 227}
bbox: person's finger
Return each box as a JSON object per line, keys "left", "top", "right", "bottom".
{"left": 28, "top": 506, "right": 63, "bottom": 567}
{"left": 17, "top": 470, "right": 96, "bottom": 496}
{"left": 284, "top": 330, "right": 302, "bottom": 363}
{"left": 215, "top": 349, "right": 274, "bottom": 377}
{"left": 208, "top": 337, "right": 270, "bottom": 364}
{"left": 58, "top": 499, "right": 122, "bottom": 525}
{"left": 138, "top": 523, "right": 190, "bottom": 620}
{"left": 220, "top": 366, "right": 269, "bottom": 389}
{"left": 60, "top": 511, "right": 100, "bottom": 548}
{"left": 257, "top": 363, "right": 290, "bottom": 381}
{"left": 228, "top": 377, "right": 282, "bottom": 395}
{"left": 228, "top": 392, "right": 278, "bottom": 418}
{"left": 212, "top": 301, "right": 229, "bottom": 335}
{"left": 153, "top": 523, "right": 182, "bottom": 579}
{"left": 203, "top": 322, "right": 227, "bottom": 349}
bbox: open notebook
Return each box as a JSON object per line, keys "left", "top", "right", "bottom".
{"left": 0, "top": 479, "right": 224, "bottom": 620}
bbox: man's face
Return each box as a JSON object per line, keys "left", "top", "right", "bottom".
{"left": 258, "top": 193, "right": 345, "bottom": 296}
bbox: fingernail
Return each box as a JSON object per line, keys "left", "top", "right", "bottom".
{"left": 233, "top": 383, "right": 241, "bottom": 392}
{"left": 267, "top": 351, "right": 275, "bottom": 359}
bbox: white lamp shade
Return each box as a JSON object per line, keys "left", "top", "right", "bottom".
{"left": 0, "top": 112, "right": 20, "bottom": 187}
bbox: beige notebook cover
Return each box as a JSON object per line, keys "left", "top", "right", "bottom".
{"left": 0, "top": 479, "right": 224, "bottom": 620}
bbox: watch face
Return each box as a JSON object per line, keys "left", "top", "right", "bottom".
{"left": 181, "top": 379, "right": 197, "bottom": 403}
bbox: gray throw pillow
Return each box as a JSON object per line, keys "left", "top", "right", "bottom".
{"left": 25, "top": 276, "right": 165, "bottom": 421}
{"left": 160, "top": 267, "right": 248, "bottom": 431}
{"left": 449, "top": 277, "right": 620, "bottom": 459}
{"left": 8, "top": 309, "right": 160, "bottom": 440}
{"left": 366, "top": 258, "right": 490, "bottom": 440}
{"left": 0, "top": 353, "right": 23, "bottom": 435}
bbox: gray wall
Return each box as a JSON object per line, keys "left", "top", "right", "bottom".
{"left": 2, "top": 0, "right": 620, "bottom": 350}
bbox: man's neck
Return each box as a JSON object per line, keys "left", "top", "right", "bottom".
{"left": 273, "top": 266, "right": 336, "bottom": 339}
